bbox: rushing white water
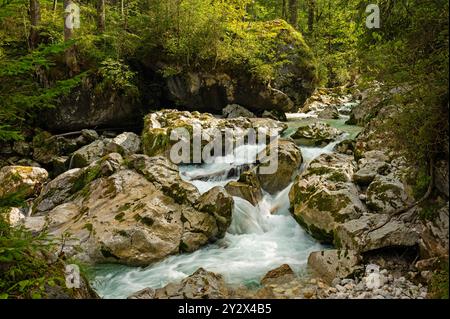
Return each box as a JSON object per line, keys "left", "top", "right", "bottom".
{"left": 91, "top": 117, "right": 359, "bottom": 299}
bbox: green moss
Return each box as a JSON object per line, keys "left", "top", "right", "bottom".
{"left": 118, "top": 203, "right": 131, "bottom": 212}
{"left": 114, "top": 212, "right": 125, "bottom": 222}
{"left": 83, "top": 223, "right": 93, "bottom": 234}
{"left": 329, "top": 171, "right": 349, "bottom": 183}
{"left": 292, "top": 213, "right": 333, "bottom": 244}
{"left": 70, "top": 165, "right": 102, "bottom": 195}
{"left": 429, "top": 260, "right": 449, "bottom": 299}
{"left": 139, "top": 216, "right": 154, "bottom": 227}
{"left": 142, "top": 128, "right": 170, "bottom": 157}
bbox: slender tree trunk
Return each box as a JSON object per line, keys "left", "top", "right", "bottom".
{"left": 64, "top": 0, "right": 79, "bottom": 74}
{"left": 288, "top": 0, "right": 298, "bottom": 28}
{"left": 97, "top": 0, "right": 106, "bottom": 32}
{"left": 121, "top": 0, "right": 124, "bottom": 17}
{"left": 53, "top": 0, "right": 57, "bottom": 11}
{"left": 307, "top": 0, "right": 315, "bottom": 33}
{"left": 29, "top": 0, "right": 41, "bottom": 49}
{"left": 281, "top": 0, "right": 287, "bottom": 19}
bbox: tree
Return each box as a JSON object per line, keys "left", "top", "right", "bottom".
{"left": 307, "top": 0, "right": 315, "bottom": 33}
{"left": 53, "top": 0, "right": 57, "bottom": 11}
{"left": 288, "top": 0, "right": 297, "bottom": 28}
{"left": 63, "top": 0, "right": 79, "bottom": 74}
{"left": 97, "top": 0, "right": 105, "bottom": 32}
{"left": 29, "top": 0, "right": 40, "bottom": 49}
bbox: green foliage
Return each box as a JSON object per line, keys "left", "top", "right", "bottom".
{"left": 97, "top": 58, "right": 138, "bottom": 96}
{"left": 358, "top": 0, "right": 449, "bottom": 167}
{"left": 429, "top": 260, "right": 449, "bottom": 299}
{"left": 0, "top": 207, "right": 67, "bottom": 299}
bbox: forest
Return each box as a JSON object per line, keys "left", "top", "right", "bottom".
{"left": 0, "top": 0, "right": 448, "bottom": 300}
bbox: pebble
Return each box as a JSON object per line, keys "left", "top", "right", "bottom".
{"left": 316, "top": 265, "right": 429, "bottom": 300}
{"left": 335, "top": 284, "right": 346, "bottom": 292}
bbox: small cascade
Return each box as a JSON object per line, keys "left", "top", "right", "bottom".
{"left": 91, "top": 110, "right": 360, "bottom": 299}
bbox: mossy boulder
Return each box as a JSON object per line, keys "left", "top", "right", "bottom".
{"left": 289, "top": 153, "right": 365, "bottom": 243}
{"left": 291, "top": 122, "right": 344, "bottom": 147}
{"left": 0, "top": 166, "right": 48, "bottom": 203}
{"left": 256, "top": 138, "right": 302, "bottom": 194}
{"left": 30, "top": 154, "right": 233, "bottom": 266}
{"left": 366, "top": 175, "right": 411, "bottom": 214}
{"left": 334, "top": 214, "right": 419, "bottom": 252}
{"left": 225, "top": 171, "right": 262, "bottom": 206}
{"left": 141, "top": 109, "right": 286, "bottom": 160}
{"left": 143, "top": 20, "right": 318, "bottom": 114}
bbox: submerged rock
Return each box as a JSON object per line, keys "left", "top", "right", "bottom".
{"left": 225, "top": 171, "right": 262, "bottom": 206}
{"left": 291, "top": 122, "right": 344, "bottom": 147}
{"left": 256, "top": 139, "right": 302, "bottom": 194}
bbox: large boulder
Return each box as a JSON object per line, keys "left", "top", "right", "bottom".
{"left": 289, "top": 153, "right": 365, "bottom": 243}
{"left": 40, "top": 74, "right": 143, "bottom": 131}
{"left": 104, "top": 132, "right": 141, "bottom": 156}
{"left": 152, "top": 268, "right": 229, "bottom": 299}
{"left": 307, "top": 249, "right": 362, "bottom": 284}
{"left": 346, "top": 84, "right": 383, "bottom": 126}
{"left": 366, "top": 175, "right": 411, "bottom": 214}
{"left": 256, "top": 139, "right": 302, "bottom": 194}
{"left": 222, "top": 104, "right": 255, "bottom": 118}
{"left": 29, "top": 155, "right": 233, "bottom": 266}
{"left": 225, "top": 171, "right": 262, "bottom": 206}
{"left": 70, "top": 140, "right": 109, "bottom": 168}
{"left": 290, "top": 122, "right": 344, "bottom": 147}
{"left": 353, "top": 150, "right": 390, "bottom": 186}
{"left": 334, "top": 214, "right": 420, "bottom": 252}
{"left": 0, "top": 166, "right": 48, "bottom": 202}
{"left": 143, "top": 20, "right": 318, "bottom": 114}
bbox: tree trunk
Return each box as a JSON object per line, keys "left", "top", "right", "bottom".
{"left": 281, "top": 0, "right": 287, "bottom": 20}
{"left": 288, "top": 0, "right": 298, "bottom": 28}
{"left": 53, "top": 0, "right": 57, "bottom": 11}
{"left": 307, "top": 0, "right": 315, "bottom": 33}
{"left": 29, "top": 0, "right": 41, "bottom": 49}
{"left": 121, "top": 0, "right": 124, "bottom": 17}
{"left": 64, "top": 0, "right": 79, "bottom": 74}
{"left": 97, "top": 0, "right": 106, "bottom": 32}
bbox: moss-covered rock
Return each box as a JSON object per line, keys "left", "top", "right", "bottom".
{"left": 256, "top": 138, "right": 302, "bottom": 194}
{"left": 0, "top": 166, "right": 48, "bottom": 204}
{"left": 366, "top": 175, "right": 411, "bottom": 213}
{"left": 289, "top": 153, "right": 365, "bottom": 244}
{"left": 291, "top": 122, "right": 344, "bottom": 147}
{"left": 143, "top": 20, "right": 318, "bottom": 114}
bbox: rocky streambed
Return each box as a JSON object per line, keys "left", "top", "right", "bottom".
{"left": 1, "top": 86, "right": 448, "bottom": 299}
